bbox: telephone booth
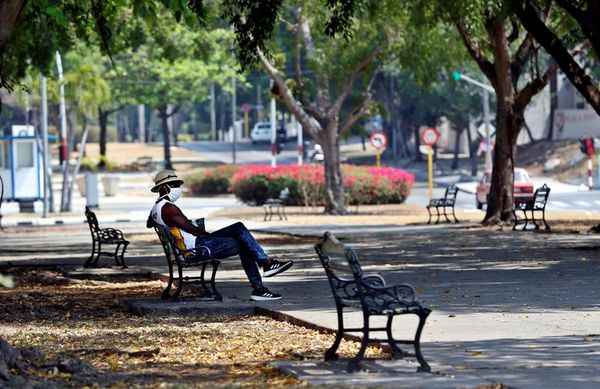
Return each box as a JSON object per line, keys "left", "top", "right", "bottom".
{"left": 0, "top": 125, "right": 46, "bottom": 211}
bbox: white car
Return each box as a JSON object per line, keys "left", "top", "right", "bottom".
{"left": 250, "top": 122, "right": 273, "bottom": 144}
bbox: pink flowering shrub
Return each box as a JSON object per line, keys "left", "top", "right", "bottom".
{"left": 186, "top": 165, "right": 239, "bottom": 194}
{"left": 189, "top": 164, "right": 414, "bottom": 206}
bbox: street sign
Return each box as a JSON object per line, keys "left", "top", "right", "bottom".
{"left": 369, "top": 131, "right": 387, "bottom": 149}
{"left": 479, "top": 138, "right": 495, "bottom": 153}
{"left": 240, "top": 103, "right": 253, "bottom": 113}
{"left": 420, "top": 127, "right": 439, "bottom": 146}
{"left": 477, "top": 123, "right": 496, "bottom": 138}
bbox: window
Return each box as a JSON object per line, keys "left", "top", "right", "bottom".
{"left": 16, "top": 142, "right": 34, "bottom": 168}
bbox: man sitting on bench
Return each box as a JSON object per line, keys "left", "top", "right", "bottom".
{"left": 147, "top": 170, "right": 293, "bottom": 301}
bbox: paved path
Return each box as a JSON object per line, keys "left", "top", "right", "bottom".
{"left": 3, "top": 221, "right": 600, "bottom": 388}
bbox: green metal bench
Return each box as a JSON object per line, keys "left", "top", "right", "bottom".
{"left": 84, "top": 206, "right": 128, "bottom": 268}
{"left": 315, "top": 232, "right": 431, "bottom": 373}
{"left": 153, "top": 225, "right": 221, "bottom": 301}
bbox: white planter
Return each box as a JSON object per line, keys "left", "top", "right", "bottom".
{"left": 76, "top": 176, "right": 86, "bottom": 197}
{"left": 101, "top": 176, "right": 120, "bottom": 196}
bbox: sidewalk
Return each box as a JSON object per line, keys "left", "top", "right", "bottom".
{"left": 3, "top": 216, "right": 600, "bottom": 388}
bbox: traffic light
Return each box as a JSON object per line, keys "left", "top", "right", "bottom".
{"left": 451, "top": 72, "right": 462, "bottom": 81}
{"left": 580, "top": 138, "right": 595, "bottom": 155}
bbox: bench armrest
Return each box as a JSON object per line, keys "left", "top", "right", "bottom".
{"left": 178, "top": 245, "right": 212, "bottom": 259}
{"left": 264, "top": 198, "right": 284, "bottom": 205}
{"left": 100, "top": 228, "right": 124, "bottom": 240}
{"left": 360, "top": 281, "right": 417, "bottom": 305}
{"left": 362, "top": 274, "right": 386, "bottom": 287}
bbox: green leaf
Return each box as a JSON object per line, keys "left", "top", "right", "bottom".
{"left": 45, "top": 6, "right": 66, "bottom": 25}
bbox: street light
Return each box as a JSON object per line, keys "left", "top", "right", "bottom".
{"left": 452, "top": 71, "right": 494, "bottom": 171}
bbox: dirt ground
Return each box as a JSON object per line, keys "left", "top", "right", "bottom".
{"left": 0, "top": 269, "right": 386, "bottom": 388}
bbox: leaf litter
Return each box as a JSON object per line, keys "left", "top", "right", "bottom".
{"left": 0, "top": 269, "right": 384, "bottom": 387}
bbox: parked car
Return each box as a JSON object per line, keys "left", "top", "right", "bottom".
{"left": 475, "top": 167, "right": 534, "bottom": 209}
{"left": 250, "top": 122, "right": 287, "bottom": 144}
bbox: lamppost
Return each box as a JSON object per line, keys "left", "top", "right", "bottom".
{"left": 452, "top": 72, "right": 494, "bottom": 171}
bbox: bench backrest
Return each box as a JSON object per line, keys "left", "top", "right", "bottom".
{"left": 444, "top": 184, "right": 459, "bottom": 204}
{"left": 154, "top": 225, "right": 176, "bottom": 264}
{"left": 279, "top": 187, "right": 290, "bottom": 201}
{"left": 315, "top": 232, "right": 364, "bottom": 303}
{"left": 84, "top": 206, "right": 100, "bottom": 236}
{"left": 533, "top": 184, "right": 550, "bottom": 207}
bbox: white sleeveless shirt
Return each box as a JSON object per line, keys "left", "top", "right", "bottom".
{"left": 151, "top": 198, "right": 197, "bottom": 249}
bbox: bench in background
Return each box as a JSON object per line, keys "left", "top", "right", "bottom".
{"left": 315, "top": 232, "right": 431, "bottom": 373}
{"left": 513, "top": 184, "right": 551, "bottom": 231}
{"left": 84, "top": 206, "right": 129, "bottom": 268}
{"left": 426, "top": 184, "right": 459, "bottom": 224}
{"left": 263, "top": 187, "right": 289, "bottom": 221}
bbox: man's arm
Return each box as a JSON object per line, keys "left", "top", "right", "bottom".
{"left": 161, "top": 203, "right": 206, "bottom": 236}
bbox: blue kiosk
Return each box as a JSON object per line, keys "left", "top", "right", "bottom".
{"left": 0, "top": 125, "right": 53, "bottom": 213}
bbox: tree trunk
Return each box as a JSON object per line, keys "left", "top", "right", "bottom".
{"left": 484, "top": 101, "right": 524, "bottom": 224}
{"left": 451, "top": 128, "right": 462, "bottom": 170}
{"left": 413, "top": 126, "right": 423, "bottom": 162}
{"left": 466, "top": 125, "right": 478, "bottom": 176}
{"left": 158, "top": 105, "right": 173, "bottom": 170}
{"left": 98, "top": 108, "right": 109, "bottom": 168}
{"left": 0, "top": 0, "right": 25, "bottom": 50}
{"left": 321, "top": 120, "right": 346, "bottom": 214}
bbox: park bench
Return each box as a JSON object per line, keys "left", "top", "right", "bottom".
{"left": 84, "top": 206, "right": 129, "bottom": 268}
{"left": 315, "top": 232, "right": 431, "bottom": 373}
{"left": 513, "top": 184, "right": 551, "bottom": 231}
{"left": 263, "top": 187, "right": 289, "bottom": 221}
{"left": 153, "top": 224, "right": 222, "bottom": 301}
{"left": 426, "top": 184, "right": 459, "bottom": 224}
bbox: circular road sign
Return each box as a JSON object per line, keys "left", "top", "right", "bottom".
{"left": 240, "top": 103, "right": 253, "bottom": 113}
{"left": 369, "top": 131, "right": 388, "bottom": 149}
{"left": 420, "top": 127, "right": 440, "bottom": 146}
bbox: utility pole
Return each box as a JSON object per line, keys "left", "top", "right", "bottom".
{"left": 41, "top": 75, "right": 50, "bottom": 218}
{"left": 210, "top": 82, "right": 216, "bottom": 141}
{"left": 270, "top": 80, "right": 277, "bottom": 168}
{"left": 482, "top": 87, "right": 492, "bottom": 171}
{"left": 231, "top": 76, "right": 237, "bottom": 164}
{"left": 138, "top": 104, "right": 145, "bottom": 143}
{"left": 56, "top": 51, "right": 68, "bottom": 166}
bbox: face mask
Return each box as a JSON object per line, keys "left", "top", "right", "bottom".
{"left": 168, "top": 187, "right": 182, "bottom": 202}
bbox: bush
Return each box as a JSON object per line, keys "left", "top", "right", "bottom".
{"left": 186, "top": 164, "right": 414, "bottom": 206}
{"left": 187, "top": 165, "right": 239, "bottom": 195}
{"left": 177, "top": 133, "right": 193, "bottom": 143}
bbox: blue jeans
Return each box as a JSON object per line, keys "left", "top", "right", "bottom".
{"left": 195, "top": 222, "right": 269, "bottom": 288}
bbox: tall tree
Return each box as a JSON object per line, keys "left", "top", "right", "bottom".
{"left": 118, "top": 18, "right": 242, "bottom": 169}
{"left": 511, "top": 0, "right": 600, "bottom": 115}
{"left": 406, "top": 1, "right": 572, "bottom": 224}
{"left": 251, "top": 0, "right": 408, "bottom": 214}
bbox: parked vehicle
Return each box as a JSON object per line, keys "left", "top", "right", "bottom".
{"left": 475, "top": 167, "right": 534, "bottom": 209}
{"left": 250, "top": 122, "right": 287, "bottom": 144}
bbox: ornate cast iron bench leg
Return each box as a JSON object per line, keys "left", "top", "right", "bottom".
{"left": 347, "top": 311, "right": 371, "bottom": 372}
{"left": 415, "top": 309, "right": 432, "bottom": 373}
{"left": 443, "top": 205, "right": 452, "bottom": 223}
{"left": 426, "top": 206, "right": 433, "bottom": 224}
{"left": 209, "top": 261, "right": 222, "bottom": 301}
{"left": 386, "top": 316, "right": 404, "bottom": 359}
{"left": 451, "top": 205, "right": 459, "bottom": 223}
{"left": 162, "top": 258, "right": 175, "bottom": 300}
{"left": 325, "top": 303, "right": 345, "bottom": 361}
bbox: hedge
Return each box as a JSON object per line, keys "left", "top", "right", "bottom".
{"left": 187, "top": 164, "right": 414, "bottom": 206}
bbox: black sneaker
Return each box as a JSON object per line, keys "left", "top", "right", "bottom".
{"left": 250, "top": 286, "right": 282, "bottom": 301}
{"left": 263, "top": 259, "right": 293, "bottom": 278}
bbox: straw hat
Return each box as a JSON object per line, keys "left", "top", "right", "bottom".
{"left": 151, "top": 170, "right": 184, "bottom": 192}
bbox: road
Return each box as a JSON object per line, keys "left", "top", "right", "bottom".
{"left": 181, "top": 139, "right": 303, "bottom": 165}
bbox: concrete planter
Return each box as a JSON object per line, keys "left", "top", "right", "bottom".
{"left": 101, "top": 176, "right": 120, "bottom": 196}
{"left": 76, "top": 176, "right": 86, "bottom": 197}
